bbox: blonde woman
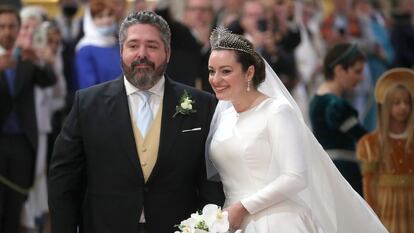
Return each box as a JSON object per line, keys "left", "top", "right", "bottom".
{"left": 357, "top": 68, "right": 414, "bottom": 233}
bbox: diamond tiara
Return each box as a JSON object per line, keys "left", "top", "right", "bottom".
{"left": 210, "top": 27, "right": 256, "bottom": 57}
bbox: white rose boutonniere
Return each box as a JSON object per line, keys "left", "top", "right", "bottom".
{"left": 175, "top": 204, "right": 242, "bottom": 233}
{"left": 173, "top": 90, "right": 197, "bottom": 118}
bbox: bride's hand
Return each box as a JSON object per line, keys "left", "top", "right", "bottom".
{"left": 224, "top": 201, "right": 248, "bottom": 230}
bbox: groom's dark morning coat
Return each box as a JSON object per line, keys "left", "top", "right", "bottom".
{"left": 48, "top": 77, "right": 224, "bottom": 233}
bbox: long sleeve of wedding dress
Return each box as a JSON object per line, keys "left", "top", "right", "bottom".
{"left": 240, "top": 103, "right": 308, "bottom": 214}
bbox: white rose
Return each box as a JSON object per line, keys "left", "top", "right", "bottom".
{"left": 181, "top": 98, "right": 193, "bottom": 110}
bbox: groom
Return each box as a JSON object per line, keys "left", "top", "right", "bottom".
{"left": 48, "top": 11, "right": 224, "bottom": 233}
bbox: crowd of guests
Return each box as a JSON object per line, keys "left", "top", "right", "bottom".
{"left": 0, "top": 0, "right": 413, "bottom": 232}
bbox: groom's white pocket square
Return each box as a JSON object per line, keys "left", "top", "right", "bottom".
{"left": 181, "top": 127, "right": 202, "bottom": 133}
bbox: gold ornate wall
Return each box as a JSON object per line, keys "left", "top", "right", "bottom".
{"left": 21, "top": 0, "right": 138, "bottom": 17}
{"left": 22, "top": 0, "right": 62, "bottom": 17}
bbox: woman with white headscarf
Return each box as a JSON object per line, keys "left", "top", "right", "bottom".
{"left": 75, "top": 0, "right": 121, "bottom": 89}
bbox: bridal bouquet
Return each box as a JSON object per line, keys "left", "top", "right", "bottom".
{"left": 175, "top": 204, "right": 242, "bottom": 233}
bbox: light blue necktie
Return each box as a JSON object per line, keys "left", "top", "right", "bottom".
{"left": 136, "top": 91, "right": 153, "bottom": 136}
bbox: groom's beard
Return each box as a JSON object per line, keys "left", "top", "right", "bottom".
{"left": 122, "top": 57, "right": 168, "bottom": 90}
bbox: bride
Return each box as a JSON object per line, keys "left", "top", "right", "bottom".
{"left": 206, "top": 27, "right": 388, "bottom": 233}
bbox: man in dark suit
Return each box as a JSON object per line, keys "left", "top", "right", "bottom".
{"left": 48, "top": 11, "right": 224, "bottom": 233}
{"left": 0, "top": 5, "right": 56, "bottom": 233}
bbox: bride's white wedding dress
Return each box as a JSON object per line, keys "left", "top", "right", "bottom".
{"left": 207, "top": 60, "right": 387, "bottom": 233}
{"left": 209, "top": 96, "right": 391, "bottom": 233}
{"left": 210, "top": 97, "right": 325, "bottom": 233}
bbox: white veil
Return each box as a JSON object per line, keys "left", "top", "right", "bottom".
{"left": 206, "top": 60, "right": 388, "bottom": 233}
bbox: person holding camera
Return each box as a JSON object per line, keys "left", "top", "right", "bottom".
{"left": 227, "top": 0, "right": 301, "bottom": 93}
{"left": 17, "top": 6, "right": 68, "bottom": 233}
{"left": 230, "top": 0, "right": 268, "bottom": 51}
{"left": 0, "top": 5, "right": 56, "bottom": 233}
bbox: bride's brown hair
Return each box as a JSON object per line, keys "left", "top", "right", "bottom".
{"left": 210, "top": 27, "right": 265, "bottom": 88}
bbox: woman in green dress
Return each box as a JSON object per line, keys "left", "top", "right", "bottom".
{"left": 309, "top": 43, "right": 366, "bottom": 195}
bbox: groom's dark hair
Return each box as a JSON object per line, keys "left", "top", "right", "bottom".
{"left": 118, "top": 11, "right": 171, "bottom": 51}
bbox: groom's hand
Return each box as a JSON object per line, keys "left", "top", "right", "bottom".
{"left": 225, "top": 201, "right": 249, "bottom": 230}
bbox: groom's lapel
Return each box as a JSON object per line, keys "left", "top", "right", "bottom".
{"left": 104, "top": 77, "right": 145, "bottom": 182}
{"left": 147, "top": 78, "right": 183, "bottom": 183}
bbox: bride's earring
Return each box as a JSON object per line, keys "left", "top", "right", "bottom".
{"left": 247, "top": 80, "right": 251, "bottom": 92}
